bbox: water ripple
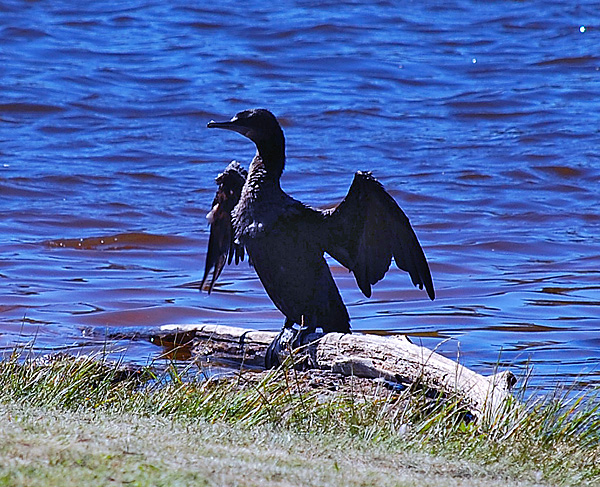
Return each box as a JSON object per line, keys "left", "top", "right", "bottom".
{"left": 1, "top": 0, "right": 599, "bottom": 392}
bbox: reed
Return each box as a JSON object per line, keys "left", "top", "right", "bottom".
{"left": 0, "top": 351, "right": 598, "bottom": 486}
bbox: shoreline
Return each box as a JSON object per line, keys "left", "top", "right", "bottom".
{"left": 0, "top": 353, "right": 598, "bottom": 486}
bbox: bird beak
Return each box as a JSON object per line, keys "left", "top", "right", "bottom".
{"left": 207, "top": 120, "right": 232, "bottom": 129}
{"left": 207, "top": 118, "right": 251, "bottom": 137}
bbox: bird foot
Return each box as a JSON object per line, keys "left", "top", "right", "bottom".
{"left": 264, "top": 326, "right": 317, "bottom": 369}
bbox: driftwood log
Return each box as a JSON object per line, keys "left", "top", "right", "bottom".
{"left": 148, "top": 324, "right": 516, "bottom": 421}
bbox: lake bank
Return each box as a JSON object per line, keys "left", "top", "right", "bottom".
{"left": 0, "top": 354, "right": 598, "bottom": 486}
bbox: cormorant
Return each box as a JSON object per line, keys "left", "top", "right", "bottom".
{"left": 201, "top": 108, "right": 434, "bottom": 368}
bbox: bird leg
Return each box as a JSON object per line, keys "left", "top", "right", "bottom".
{"left": 264, "top": 316, "right": 316, "bottom": 369}
{"left": 264, "top": 321, "right": 295, "bottom": 369}
{"left": 291, "top": 315, "right": 316, "bottom": 348}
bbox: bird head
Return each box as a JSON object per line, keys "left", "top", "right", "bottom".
{"left": 208, "top": 109, "right": 286, "bottom": 176}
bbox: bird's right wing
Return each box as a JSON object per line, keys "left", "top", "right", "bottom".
{"left": 200, "top": 161, "right": 247, "bottom": 293}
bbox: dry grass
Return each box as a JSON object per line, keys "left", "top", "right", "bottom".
{"left": 1, "top": 404, "right": 546, "bottom": 487}
{"left": 0, "top": 352, "right": 598, "bottom": 486}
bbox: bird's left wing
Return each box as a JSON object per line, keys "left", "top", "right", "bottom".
{"left": 200, "top": 161, "right": 247, "bottom": 293}
{"left": 323, "top": 171, "right": 435, "bottom": 300}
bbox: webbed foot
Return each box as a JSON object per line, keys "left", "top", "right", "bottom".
{"left": 264, "top": 325, "right": 316, "bottom": 369}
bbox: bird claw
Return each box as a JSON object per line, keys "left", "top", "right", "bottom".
{"left": 264, "top": 326, "right": 316, "bottom": 369}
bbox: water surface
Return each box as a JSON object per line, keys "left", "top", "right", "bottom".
{"left": 1, "top": 0, "right": 599, "bottom": 391}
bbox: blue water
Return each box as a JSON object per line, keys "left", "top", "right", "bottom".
{"left": 1, "top": 0, "right": 599, "bottom": 391}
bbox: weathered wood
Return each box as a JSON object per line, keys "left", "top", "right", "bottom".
{"left": 315, "top": 332, "right": 516, "bottom": 421}
{"left": 150, "top": 324, "right": 516, "bottom": 421}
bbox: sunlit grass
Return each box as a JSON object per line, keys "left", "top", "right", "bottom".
{"left": 0, "top": 351, "right": 599, "bottom": 486}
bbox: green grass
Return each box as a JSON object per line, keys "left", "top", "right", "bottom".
{"left": 0, "top": 352, "right": 599, "bottom": 486}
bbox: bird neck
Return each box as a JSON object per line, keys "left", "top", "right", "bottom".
{"left": 248, "top": 153, "right": 283, "bottom": 188}
{"left": 254, "top": 137, "right": 285, "bottom": 180}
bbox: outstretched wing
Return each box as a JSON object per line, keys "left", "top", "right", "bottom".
{"left": 200, "top": 161, "right": 247, "bottom": 293}
{"left": 324, "top": 171, "right": 434, "bottom": 300}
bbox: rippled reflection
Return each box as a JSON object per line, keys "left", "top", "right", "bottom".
{"left": 1, "top": 0, "right": 599, "bottom": 392}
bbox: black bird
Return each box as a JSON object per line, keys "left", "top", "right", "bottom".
{"left": 201, "top": 109, "right": 435, "bottom": 368}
